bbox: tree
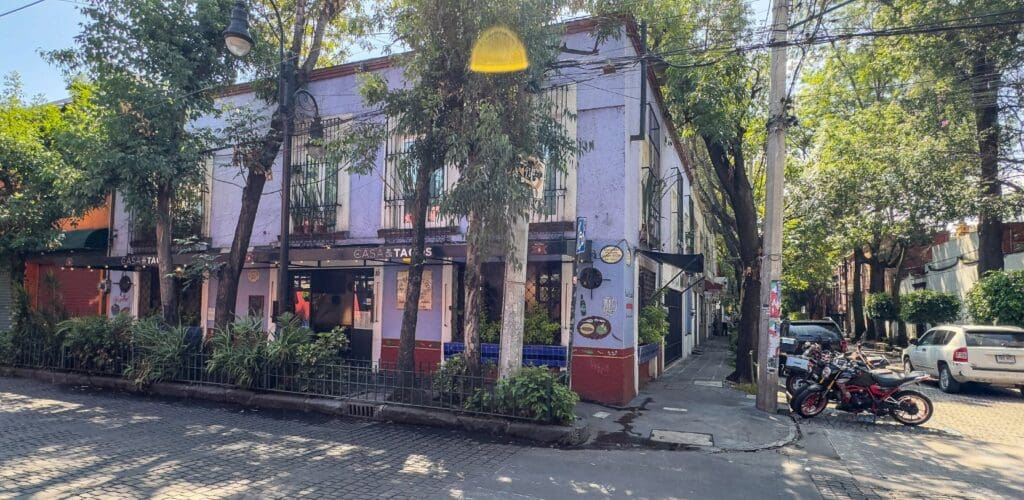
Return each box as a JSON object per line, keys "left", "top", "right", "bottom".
{"left": 791, "top": 24, "right": 976, "bottom": 340}
{"left": 966, "top": 270, "right": 1024, "bottom": 327}
{"left": 214, "top": 0, "right": 356, "bottom": 329}
{"left": 631, "top": 0, "right": 766, "bottom": 382}
{"left": 900, "top": 290, "right": 961, "bottom": 326}
{"left": 876, "top": 1, "right": 1024, "bottom": 274}
{"left": 50, "top": 0, "right": 239, "bottom": 324}
{"left": 0, "top": 75, "right": 100, "bottom": 277}
{"left": 331, "top": 0, "right": 576, "bottom": 377}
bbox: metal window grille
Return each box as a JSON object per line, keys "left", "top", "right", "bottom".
{"left": 290, "top": 117, "right": 348, "bottom": 235}
{"left": 382, "top": 128, "right": 454, "bottom": 230}
{"left": 128, "top": 184, "right": 206, "bottom": 249}
{"left": 530, "top": 85, "right": 575, "bottom": 223}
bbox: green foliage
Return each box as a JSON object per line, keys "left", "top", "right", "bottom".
{"left": 866, "top": 293, "right": 899, "bottom": 321}
{"left": 477, "top": 306, "right": 501, "bottom": 344}
{"left": 55, "top": 314, "right": 133, "bottom": 371}
{"left": 432, "top": 354, "right": 470, "bottom": 403}
{"left": 0, "top": 329, "right": 12, "bottom": 365}
{"left": 206, "top": 316, "right": 271, "bottom": 389}
{"left": 466, "top": 366, "right": 578, "bottom": 425}
{"left": 206, "top": 313, "right": 318, "bottom": 389}
{"left": 899, "top": 291, "right": 961, "bottom": 325}
{"left": 523, "top": 304, "right": 560, "bottom": 346}
{"left": 966, "top": 271, "right": 1024, "bottom": 327}
{"left": 124, "top": 317, "right": 190, "bottom": 387}
{"left": 297, "top": 326, "right": 350, "bottom": 366}
{"left": 0, "top": 76, "right": 101, "bottom": 262}
{"left": 638, "top": 294, "right": 669, "bottom": 345}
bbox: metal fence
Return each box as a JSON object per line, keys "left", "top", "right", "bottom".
{"left": 5, "top": 340, "right": 569, "bottom": 423}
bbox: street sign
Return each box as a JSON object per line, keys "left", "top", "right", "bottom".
{"left": 575, "top": 217, "right": 587, "bottom": 255}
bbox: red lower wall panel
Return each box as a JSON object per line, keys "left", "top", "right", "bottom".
{"left": 570, "top": 347, "right": 636, "bottom": 406}
{"left": 380, "top": 339, "right": 442, "bottom": 373}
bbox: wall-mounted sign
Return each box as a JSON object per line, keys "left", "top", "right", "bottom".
{"left": 577, "top": 316, "right": 612, "bottom": 340}
{"left": 599, "top": 245, "right": 623, "bottom": 264}
{"left": 575, "top": 217, "right": 587, "bottom": 255}
{"left": 117, "top": 274, "right": 133, "bottom": 294}
{"left": 396, "top": 270, "right": 432, "bottom": 310}
{"left": 353, "top": 246, "right": 434, "bottom": 261}
{"left": 602, "top": 296, "right": 617, "bottom": 316}
{"left": 579, "top": 267, "right": 604, "bottom": 289}
{"left": 247, "top": 270, "right": 261, "bottom": 283}
{"left": 120, "top": 254, "right": 158, "bottom": 266}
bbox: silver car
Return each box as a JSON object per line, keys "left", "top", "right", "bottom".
{"left": 902, "top": 325, "right": 1024, "bottom": 396}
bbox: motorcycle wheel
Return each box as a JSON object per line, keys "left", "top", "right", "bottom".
{"left": 786, "top": 374, "right": 811, "bottom": 396}
{"left": 890, "top": 390, "right": 933, "bottom": 426}
{"left": 793, "top": 389, "right": 829, "bottom": 418}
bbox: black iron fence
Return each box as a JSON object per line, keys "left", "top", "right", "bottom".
{"left": 4, "top": 341, "right": 570, "bottom": 424}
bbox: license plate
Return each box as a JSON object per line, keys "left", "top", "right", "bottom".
{"left": 785, "top": 357, "right": 810, "bottom": 370}
{"left": 995, "top": 355, "right": 1016, "bottom": 364}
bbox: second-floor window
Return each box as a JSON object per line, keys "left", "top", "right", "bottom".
{"left": 290, "top": 117, "right": 348, "bottom": 235}
{"left": 641, "top": 105, "right": 662, "bottom": 249}
{"left": 383, "top": 131, "right": 454, "bottom": 230}
{"left": 129, "top": 162, "right": 211, "bottom": 250}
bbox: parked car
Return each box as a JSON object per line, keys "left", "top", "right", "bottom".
{"left": 902, "top": 325, "right": 1024, "bottom": 396}
{"left": 781, "top": 319, "right": 847, "bottom": 353}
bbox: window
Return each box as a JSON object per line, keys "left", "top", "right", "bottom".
{"left": 966, "top": 331, "right": 1024, "bottom": 348}
{"left": 917, "top": 331, "right": 935, "bottom": 345}
{"left": 641, "top": 105, "right": 662, "bottom": 249}
{"left": 531, "top": 84, "right": 576, "bottom": 223}
{"left": 382, "top": 128, "right": 451, "bottom": 229}
{"left": 290, "top": 117, "right": 347, "bottom": 235}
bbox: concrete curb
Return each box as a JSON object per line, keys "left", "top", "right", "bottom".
{"left": 3, "top": 368, "right": 588, "bottom": 446}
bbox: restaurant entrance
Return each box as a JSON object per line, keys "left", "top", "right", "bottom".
{"left": 291, "top": 268, "right": 375, "bottom": 360}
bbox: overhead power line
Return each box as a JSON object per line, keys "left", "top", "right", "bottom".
{"left": 0, "top": 0, "right": 45, "bottom": 18}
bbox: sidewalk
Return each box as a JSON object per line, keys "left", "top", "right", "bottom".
{"left": 577, "top": 336, "right": 797, "bottom": 451}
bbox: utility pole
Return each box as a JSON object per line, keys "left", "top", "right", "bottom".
{"left": 756, "top": 0, "right": 789, "bottom": 413}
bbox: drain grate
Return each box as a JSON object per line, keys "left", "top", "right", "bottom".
{"left": 346, "top": 403, "right": 380, "bottom": 419}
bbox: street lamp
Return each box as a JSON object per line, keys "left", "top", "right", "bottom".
{"left": 223, "top": 1, "right": 253, "bottom": 58}
{"left": 225, "top": 1, "right": 324, "bottom": 319}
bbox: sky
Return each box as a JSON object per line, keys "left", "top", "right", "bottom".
{"left": 0, "top": 0, "right": 87, "bottom": 102}
{"left": 1, "top": 0, "right": 774, "bottom": 103}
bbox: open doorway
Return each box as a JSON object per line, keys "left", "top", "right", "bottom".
{"left": 291, "top": 268, "right": 375, "bottom": 360}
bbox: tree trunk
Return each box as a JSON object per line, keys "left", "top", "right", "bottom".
{"left": 155, "top": 187, "right": 178, "bottom": 325}
{"left": 866, "top": 255, "right": 886, "bottom": 341}
{"left": 851, "top": 247, "right": 866, "bottom": 340}
{"left": 498, "top": 214, "right": 528, "bottom": 379}
{"left": 971, "top": 51, "right": 1005, "bottom": 275}
{"left": 702, "top": 136, "right": 760, "bottom": 384}
{"left": 215, "top": 170, "right": 269, "bottom": 330}
{"left": 398, "top": 160, "right": 434, "bottom": 377}
{"left": 462, "top": 212, "right": 484, "bottom": 375}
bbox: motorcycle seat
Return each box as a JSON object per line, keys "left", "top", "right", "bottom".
{"left": 872, "top": 372, "right": 919, "bottom": 387}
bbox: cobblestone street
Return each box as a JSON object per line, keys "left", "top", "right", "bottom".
{"left": 3, "top": 373, "right": 1023, "bottom": 499}
{"left": 792, "top": 380, "right": 1024, "bottom": 499}
{"left": 0, "top": 378, "right": 519, "bottom": 499}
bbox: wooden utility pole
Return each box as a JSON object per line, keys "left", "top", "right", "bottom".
{"left": 756, "top": 0, "right": 789, "bottom": 413}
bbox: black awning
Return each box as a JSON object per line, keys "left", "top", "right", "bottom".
{"left": 58, "top": 229, "right": 109, "bottom": 251}
{"left": 638, "top": 250, "right": 704, "bottom": 273}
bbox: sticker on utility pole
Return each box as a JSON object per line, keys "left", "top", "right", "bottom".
{"left": 767, "top": 280, "right": 782, "bottom": 373}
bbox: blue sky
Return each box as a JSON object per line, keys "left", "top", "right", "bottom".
{"left": 0, "top": 0, "right": 86, "bottom": 101}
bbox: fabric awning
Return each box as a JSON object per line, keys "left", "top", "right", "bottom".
{"left": 58, "top": 229, "right": 109, "bottom": 251}
{"left": 637, "top": 250, "right": 704, "bottom": 273}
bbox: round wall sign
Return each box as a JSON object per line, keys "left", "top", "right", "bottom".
{"left": 576, "top": 316, "right": 612, "bottom": 340}
{"left": 599, "top": 245, "right": 624, "bottom": 264}
{"left": 247, "top": 270, "right": 261, "bottom": 283}
{"left": 579, "top": 267, "right": 604, "bottom": 289}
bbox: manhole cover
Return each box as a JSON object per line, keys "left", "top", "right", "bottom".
{"left": 650, "top": 430, "right": 714, "bottom": 447}
{"left": 693, "top": 380, "right": 723, "bottom": 388}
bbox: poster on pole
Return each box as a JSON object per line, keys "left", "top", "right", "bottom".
{"left": 766, "top": 280, "right": 782, "bottom": 373}
{"left": 575, "top": 217, "right": 587, "bottom": 255}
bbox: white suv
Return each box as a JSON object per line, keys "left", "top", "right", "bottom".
{"left": 902, "top": 325, "right": 1024, "bottom": 396}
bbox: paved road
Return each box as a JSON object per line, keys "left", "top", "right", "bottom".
{"left": 791, "top": 380, "right": 1024, "bottom": 499}
{"left": 3, "top": 374, "right": 1022, "bottom": 499}
{"left": 1, "top": 377, "right": 819, "bottom": 499}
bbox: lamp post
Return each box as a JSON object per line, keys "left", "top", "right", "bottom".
{"left": 224, "top": 0, "right": 321, "bottom": 319}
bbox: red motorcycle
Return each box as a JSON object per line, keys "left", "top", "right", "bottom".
{"left": 792, "top": 354, "right": 934, "bottom": 426}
